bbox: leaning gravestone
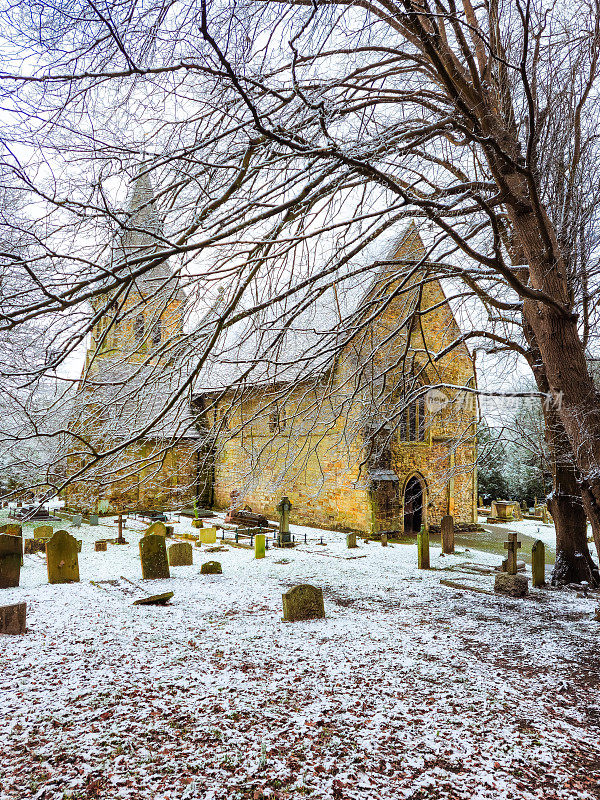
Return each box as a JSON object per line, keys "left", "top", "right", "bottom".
{"left": 282, "top": 584, "right": 325, "bottom": 622}
{"left": 531, "top": 539, "right": 546, "bottom": 587}
{"left": 145, "top": 521, "right": 167, "bottom": 537}
{"left": 139, "top": 535, "right": 170, "bottom": 580}
{"left": 168, "top": 542, "right": 193, "bottom": 566}
{"left": 46, "top": 531, "right": 80, "bottom": 584}
{"left": 0, "top": 602, "right": 26, "bottom": 634}
{"left": 200, "top": 560, "right": 222, "bottom": 575}
{"left": 346, "top": 532, "right": 357, "bottom": 549}
{"left": 0, "top": 534, "right": 22, "bottom": 589}
{"left": 34, "top": 525, "right": 53, "bottom": 540}
{"left": 441, "top": 515, "right": 455, "bottom": 554}
{"left": 199, "top": 527, "right": 217, "bottom": 545}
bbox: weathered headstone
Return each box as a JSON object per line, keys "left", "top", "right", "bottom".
{"left": 168, "top": 542, "right": 193, "bottom": 566}
{"left": 282, "top": 584, "right": 325, "bottom": 622}
{"left": 0, "top": 602, "right": 26, "bottom": 634}
{"left": 381, "top": 533, "right": 388, "bottom": 547}
{"left": 531, "top": 539, "right": 546, "bottom": 587}
{"left": 46, "top": 531, "right": 80, "bottom": 584}
{"left": 441, "top": 515, "right": 455, "bottom": 555}
{"left": 89, "top": 514, "right": 99, "bottom": 526}
{"left": 72, "top": 514, "right": 82, "bottom": 528}
{"left": 139, "top": 534, "right": 170, "bottom": 580}
{"left": 277, "top": 496, "right": 293, "bottom": 547}
{"left": 503, "top": 532, "right": 521, "bottom": 575}
{"left": 24, "top": 538, "right": 45, "bottom": 555}
{"left": 494, "top": 572, "right": 528, "bottom": 597}
{"left": 0, "top": 534, "right": 21, "bottom": 589}
{"left": 200, "top": 560, "right": 222, "bottom": 575}
{"left": 95, "top": 540, "right": 107, "bottom": 552}
{"left": 346, "top": 532, "right": 357, "bottom": 549}
{"left": 34, "top": 525, "right": 53, "bottom": 540}
{"left": 145, "top": 521, "right": 167, "bottom": 537}
{"left": 541, "top": 506, "right": 549, "bottom": 524}
{"left": 417, "top": 525, "right": 430, "bottom": 569}
{"left": 0, "top": 524, "right": 22, "bottom": 536}
{"left": 199, "top": 527, "right": 217, "bottom": 545}
{"left": 255, "top": 533, "right": 266, "bottom": 559}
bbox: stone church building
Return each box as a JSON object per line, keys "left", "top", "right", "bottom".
{"left": 65, "top": 172, "right": 477, "bottom": 533}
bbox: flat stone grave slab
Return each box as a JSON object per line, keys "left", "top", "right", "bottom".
{"left": 282, "top": 584, "right": 325, "bottom": 622}
{"left": 46, "top": 531, "right": 80, "bottom": 584}
{"left": 0, "top": 602, "right": 26, "bottom": 634}
{"left": 0, "top": 534, "right": 22, "bottom": 588}
{"left": 139, "top": 534, "right": 170, "bottom": 580}
{"left": 168, "top": 542, "right": 193, "bottom": 566}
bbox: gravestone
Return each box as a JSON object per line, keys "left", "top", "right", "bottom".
{"left": 24, "top": 538, "right": 46, "bottom": 555}
{"left": 95, "top": 540, "right": 107, "bottom": 552}
{"left": 441, "top": 515, "right": 455, "bottom": 554}
{"left": 494, "top": 572, "right": 528, "bottom": 597}
{"left": 282, "top": 584, "right": 325, "bottom": 622}
{"left": 255, "top": 533, "right": 266, "bottom": 559}
{"left": 0, "top": 534, "right": 21, "bottom": 589}
{"left": 145, "top": 521, "right": 167, "bottom": 537}
{"left": 89, "top": 514, "right": 99, "bottom": 526}
{"left": 0, "top": 602, "right": 26, "bottom": 634}
{"left": 72, "top": 514, "right": 82, "bottom": 528}
{"left": 381, "top": 533, "right": 388, "bottom": 547}
{"left": 46, "top": 531, "right": 80, "bottom": 584}
{"left": 168, "top": 542, "right": 193, "bottom": 566}
{"left": 277, "top": 496, "right": 293, "bottom": 547}
{"left": 417, "top": 525, "right": 430, "bottom": 569}
{"left": 346, "top": 532, "right": 357, "bottom": 549}
{"left": 541, "top": 507, "right": 549, "bottom": 524}
{"left": 531, "top": 539, "right": 546, "bottom": 587}
{"left": 0, "top": 524, "right": 22, "bottom": 536}
{"left": 199, "top": 527, "right": 217, "bottom": 545}
{"left": 34, "top": 525, "right": 53, "bottom": 540}
{"left": 503, "top": 532, "right": 521, "bottom": 575}
{"left": 200, "top": 560, "right": 222, "bottom": 575}
{"left": 139, "top": 535, "right": 170, "bottom": 580}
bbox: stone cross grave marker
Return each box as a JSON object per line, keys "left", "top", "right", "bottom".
{"left": 346, "top": 532, "right": 357, "bottom": 549}
{"left": 145, "top": 521, "right": 167, "bottom": 537}
{"left": 255, "top": 533, "right": 266, "bottom": 559}
{"left": 0, "top": 602, "right": 26, "bottom": 634}
{"left": 531, "top": 539, "right": 546, "bottom": 587}
{"left": 417, "top": 525, "right": 430, "bottom": 569}
{"left": 277, "top": 496, "right": 293, "bottom": 547}
{"left": 503, "top": 532, "right": 521, "bottom": 575}
{"left": 441, "top": 515, "right": 455, "bottom": 554}
{"left": 34, "top": 525, "right": 53, "bottom": 540}
{"left": 139, "top": 534, "right": 170, "bottom": 580}
{"left": 46, "top": 531, "right": 80, "bottom": 584}
{"left": 168, "top": 542, "right": 193, "bottom": 567}
{"left": 282, "top": 584, "right": 325, "bottom": 622}
{"left": 200, "top": 560, "right": 222, "bottom": 574}
{"left": 0, "top": 533, "right": 22, "bottom": 589}
{"left": 199, "top": 527, "right": 217, "bottom": 545}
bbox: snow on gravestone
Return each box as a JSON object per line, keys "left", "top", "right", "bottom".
{"left": 145, "top": 521, "right": 167, "bottom": 537}
{"left": 168, "top": 542, "right": 193, "bottom": 567}
{"left": 0, "top": 533, "right": 22, "bottom": 589}
{"left": 282, "top": 584, "right": 325, "bottom": 622}
{"left": 46, "top": 531, "right": 80, "bottom": 584}
{"left": 139, "top": 534, "right": 170, "bottom": 580}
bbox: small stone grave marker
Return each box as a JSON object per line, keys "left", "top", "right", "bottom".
{"left": 34, "top": 525, "right": 53, "bottom": 540}
{"left": 494, "top": 572, "right": 528, "bottom": 597}
{"left": 255, "top": 533, "right": 266, "bottom": 559}
{"left": 0, "top": 602, "right": 26, "bottom": 634}
{"left": 531, "top": 539, "right": 545, "bottom": 587}
{"left": 46, "top": 531, "right": 80, "bottom": 584}
{"left": 441, "top": 515, "right": 455, "bottom": 554}
{"left": 95, "top": 540, "right": 107, "bottom": 552}
{"left": 417, "top": 525, "right": 430, "bottom": 569}
{"left": 72, "top": 514, "right": 82, "bottom": 528}
{"left": 145, "top": 521, "right": 167, "bottom": 537}
{"left": 168, "top": 542, "right": 193, "bottom": 566}
{"left": 139, "top": 535, "right": 170, "bottom": 580}
{"left": 89, "top": 514, "right": 99, "bottom": 526}
{"left": 346, "top": 532, "right": 357, "bottom": 549}
{"left": 199, "top": 527, "right": 217, "bottom": 545}
{"left": 0, "top": 524, "right": 22, "bottom": 536}
{"left": 24, "top": 538, "right": 45, "bottom": 555}
{"left": 381, "top": 533, "right": 388, "bottom": 547}
{"left": 200, "top": 560, "right": 222, "bottom": 575}
{"left": 0, "top": 534, "right": 22, "bottom": 588}
{"left": 282, "top": 584, "right": 325, "bottom": 622}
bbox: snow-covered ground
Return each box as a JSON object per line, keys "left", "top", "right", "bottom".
{"left": 1, "top": 513, "right": 599, "bottom": 800}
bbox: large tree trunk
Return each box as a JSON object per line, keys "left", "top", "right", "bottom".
{"left": 524, "top": 325, "right": 600, "bottom": 585}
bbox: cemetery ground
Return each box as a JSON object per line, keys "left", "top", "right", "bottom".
{"left": 1, "top": 514, "right": 599, "bottom": 800}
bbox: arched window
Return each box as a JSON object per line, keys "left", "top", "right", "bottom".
{"left": 399, "top": 397, "right": 427, "bottom": 442}
{"left": 134, "top": 313, "right": 145, "bottom": 343}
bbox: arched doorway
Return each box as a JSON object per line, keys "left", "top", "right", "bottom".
{"left": 403, "top": 475, "right": 425, "bottom": 534}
